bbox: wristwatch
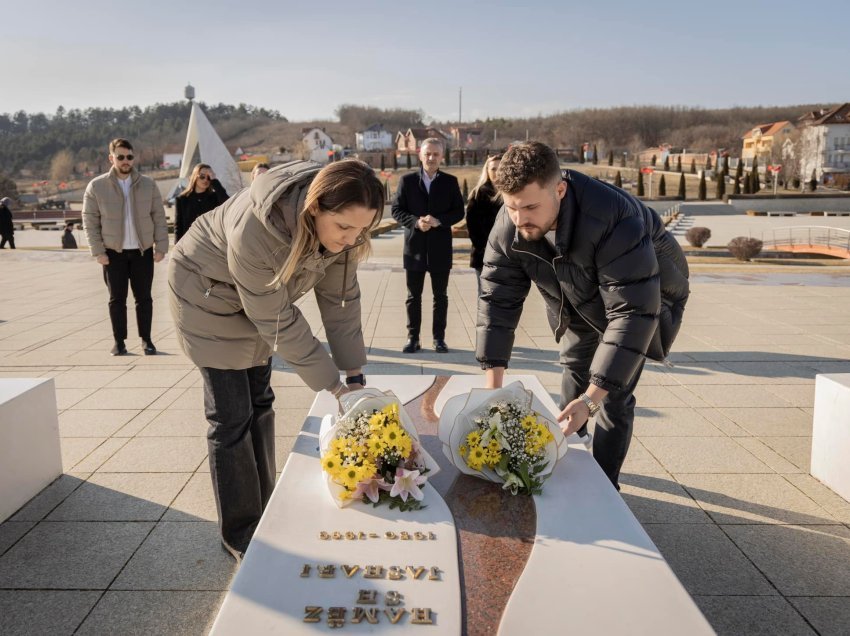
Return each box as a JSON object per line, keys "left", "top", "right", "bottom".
{"left": 345, "top": 374, "right": 366, "bottom": 387}
{"left": 578, "top": 392, "right": 600, "bottom": 416}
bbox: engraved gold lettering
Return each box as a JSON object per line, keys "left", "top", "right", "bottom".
{"left": 299, "top": 564, "right": 311, "bottom": 578}
{"left": 318, "top": 565, "right": 336, "bottom": 578}
{"left": 357, "top": 589, "right": 378, "bottom": 605}
{"left": 388, "top": 566, "right": 404, "bottom": 580}
{"left": 332, "top": 531, "right": 342, "bottom": 540}
{"left": 410, "top": 608, "right": 435, "bottom": 625}
{"left": 428, "top": 566, "right": 441, "bottom": 581}
{"left": 319, "top": 531, "right": 330, "bottom": 540}
{"left": 429, "top": 532, "right": 436, "bottom": 540}
{"left": 405, "top": 565, "right": 426, "bottom": 580}
{"left": 351, "top": 607, "right": 380, "bottom": 624}
{"left": 384, "top": 608, "right": 406, "bottom": 624}
{"left": 345, "top": 531, "right": 356, "bottom": 540}
{"left": 342, "top": 564, "right": 360, "bottom": 578}
{"left": 358, "top": 531, "right": 367, "bottom": 540}
{"left": 385, "top": 591, "right": 403, "bottom": 606}
{"left": 303, "top": 606, "right": 322, "bottom": 623}
{"left": 363, "top": 565, "right": 384, "bottom": 579}
{"left": 369, "top": 532, "right": 379, "bottom": 538}
{"left": 414, "top": 532, "right": 427, "bottom": 541}
{"left": 327, "top": 607, "right": 346, "bottom": 628}
{"left": 400, "top": 531, "right": 411, "bottom": 540}
{"left": 385, "top": 531, "right": 397, "bottom": 540}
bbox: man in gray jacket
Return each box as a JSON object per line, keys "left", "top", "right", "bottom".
{"left": 477, "top": 142, "right": 688, "bottom": 489}
{"left": 83, "top": 138, "right": 168, "bottom": 355}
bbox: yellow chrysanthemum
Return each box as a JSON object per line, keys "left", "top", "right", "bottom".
{"left": 459, "top": 444, "right": 467, "bottom": 457}
{"left": 366, "top": 435, "right": 385, "bottom": 457}
{"left": 466, "top": 430, "right": 482, "bottom": 447}
{"left": 465, "top": 444, "right": 486, "bottom": 471}
{"left": 521, "top": 415, "right": 537, "bottom": 430}
{"left": 338, "top": 464, "right": 363, "bottom": 490}
{"left": 381, "top": 423, "right": 407, "bottom": 449}
{"left": 321, "top": 453, "right": 342, "bottom": 477}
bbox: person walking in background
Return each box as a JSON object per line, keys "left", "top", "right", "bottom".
{"left": 168, "top": 160, "right": 383, "bottom": 561}
{"left": 83, "top": 138, "right": 168, "bottom": 356}
{"left": 174, "top": 163, "right": 230, "bottom": 243}
{"left": 0, "top": 197, "right": 15, "bottom": 249}
{"left": 391, "top": 138, "right": 464, "bottom": 354}
{"left": 477, "top": 142, "right": 689, "bottom": 490}
{"left": 251, "top": 162, "right": 270, "bottom": 181}
{"left": 466, "top": 154, "right": 502, "bottom": 292}
{"left": 62, "top": 221, "right": 78, "bottom": 249}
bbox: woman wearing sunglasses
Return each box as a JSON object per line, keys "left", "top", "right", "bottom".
{"left": 168, "top": 159, "right": 383, "bottom": 561}
{"left": 174, "top": 163, "right": 230, "bottom": 243}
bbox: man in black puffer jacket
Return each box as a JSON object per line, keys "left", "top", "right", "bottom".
{"left": 477, "top": 142, "right": 689, "bottom": 488}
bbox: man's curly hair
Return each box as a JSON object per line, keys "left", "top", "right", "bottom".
{"left": 493, "top": 141, "right": 561, "bottom": 194}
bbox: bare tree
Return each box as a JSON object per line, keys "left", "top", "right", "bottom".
{"left": 50, "top": 149, "right": 75, "bottom": 181}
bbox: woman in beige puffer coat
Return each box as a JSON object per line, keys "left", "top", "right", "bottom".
{"left": 168, "top": 160, "right": 384, "bottom": 560}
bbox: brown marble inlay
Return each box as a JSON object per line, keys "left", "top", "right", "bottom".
{"left": 409, "top": 377, "right": 536, "bottom": 636}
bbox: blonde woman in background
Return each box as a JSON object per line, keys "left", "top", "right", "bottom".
{"left": 466, "top": 154, "right": 502, "bottom": 291}
{"left": 174, "top": 163, "right": 230, "bottom": 243}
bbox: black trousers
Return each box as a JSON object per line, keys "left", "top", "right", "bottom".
{"left": 0, "top": 233, "right": 14, "bottom": 249}
{"left": 405, "top": 269, "right": 450, "bottom": 340}
{"left": 199, "top": 359, "right": 276, "bottom": 553}
{"left": 558, "top": 305, "right": 645, "bottom": 489}
{"left": 102, "top": 248, "right": 153, "bottom": 342}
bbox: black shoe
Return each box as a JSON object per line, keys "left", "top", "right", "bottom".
{"left": 402, "top": 338, "right": 421, "bottom": 354}
{"left": 434, "top": 339, "right": 449, "bottom": 353}
{"left": 110, "top": 340, "right": 127, "bottom": 356}
{"left": 142, "top": 340, "right": 157, "bottom": 355}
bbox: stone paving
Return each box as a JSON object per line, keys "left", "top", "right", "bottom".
{"left": 2, "top": 233, "right": 850, "bottom": 635}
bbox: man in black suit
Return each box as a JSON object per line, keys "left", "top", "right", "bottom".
{"left": 391, "top": 138, "right": 464, "bottom": 353}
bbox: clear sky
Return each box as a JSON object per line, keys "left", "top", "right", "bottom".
{"left": 4, "top": 0, "right": 848, "bottom": 122}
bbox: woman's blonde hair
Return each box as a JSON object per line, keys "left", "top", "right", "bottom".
{"left": 178, "top": 163, "right": 214, "bottom": 198}
{"left": 469, "top": 154, "right": 503, "bottom": 202}
{"left": 276, "top": 160, "right": 384, "bottom": 285}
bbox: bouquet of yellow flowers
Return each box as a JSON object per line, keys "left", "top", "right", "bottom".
{"left": 439, "top": 382, "right": 566, "bottom": 495}
{"left": 319, "top": 390, "right": 440, "bottom": 511}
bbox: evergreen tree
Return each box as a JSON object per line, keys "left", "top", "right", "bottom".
{"left": 734, "top": 159, "right": 743, "bottom": 192}
{"left": 663, "top": 156, "right": 670, "bottom": 171}
{"left": 658, "top": 174, "right": 667, "bottom": 196}
{"left": 472, "top": 150, "right": 478, "bottom": 165}
{"left": 393, "top": 153, "right": 398, "bottom": 170}
{"left": 723, "top": 155, "right": 729, "bottom": 176}
{"left": 809, "top": 169, "right": 818, "bottom": 191}
{"left": 676, "top": 156, "right": 682, "bottom": 172}
{"left": 690, "top": 158, "right": 696, "bottom": 174}
{"left": 698, "top": 171, "right": 707, "bottom": 200}
{"left": 614, "top": 171, "right": 622, "bottom": 188}
{"left": 620, "top": 153, "right": 626, "bottom": 168}
{"left": 380, "top": 154, "right": 386, "bottom": 171}
{"left": 444, "top": 148, "right": 451, "bottom": 166}
{"left": 579, "top": 145, "right": 586, "bottom": 164}
{"left": 743, "top": 172, "right": 752, "bottom": 194}
{"left": 592, "top": 144, "right": 599, "bottom": 165}
{"left": 715, "top": 172, "right": 725, "bottom": 199}
{"left": 677, "top": 173, "right": 686, "bottom": 199}
{"left": 385, "top": 179, "right": 391, "bottom": 200}
{"left": 637, "top": 170, "right": 645, "bottom": 196}
{"left": 751, "top": 157, "right": 760, "bottom": 192}
{"left": 607, "top": 150, "right": 614, "bottom": 166}
{"left": 651, "top": 154, "right": 657, "bottom": 166}
{"left": 406, "top": 152, "right": 412, "bottom": 169}
{"left": 460, "top": 149, "right": 465, "bottom": 166}
{"left": 462, "top": 178, "right": 469, "bottom": 201}
{"left": 733, "top": 173, "right": 741, "bottom": 195}
{"left": 706, "top": 155, "right": 713, "bottom": 170}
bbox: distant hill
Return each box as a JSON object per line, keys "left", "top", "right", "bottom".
{"left": 0, "top": 101, "right": 835, "bottom": 179}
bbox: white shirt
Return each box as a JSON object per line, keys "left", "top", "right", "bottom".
{"left": 545, "top": 230, "right": 557, "bottom": 249}
{"left": 421, "top": 170, "right": 441, "bottom": 226}
{"left": 118, "top": 177, "right": 140, "bottom": 250}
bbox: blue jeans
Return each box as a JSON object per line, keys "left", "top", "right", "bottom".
{"left": 558, "top": 307, "right": 644, "bottom": 490}
{"left": 200, "top": 359, "right": 276, "bottom": 552}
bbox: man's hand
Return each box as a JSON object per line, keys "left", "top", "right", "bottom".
{"left": 422, "top": 214, "right": 440, "bottom": 227}
{"left": 96, "top": 254, "right": 109, "bottom": 265}
{"left": 416, "top": 218, "right": 431, "bottom": 232}
{"left": 154, "top": 252, "right": 165, "bottom": 263}
{"left": 557, "top": 399, "right": 590, "bottom": 436}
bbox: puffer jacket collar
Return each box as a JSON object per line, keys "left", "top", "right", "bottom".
{"left": 509, "top": 172, "right": 579, "bottom": 262}
{"left": 248, "top": 160, "right": 322, "bottom": 247}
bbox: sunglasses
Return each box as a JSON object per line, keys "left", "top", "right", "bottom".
{"left": 114, "top": 154, "right": 134, "bottom": 161}
{"left": 197, "top": 175, "right": 212, "bottom": 181}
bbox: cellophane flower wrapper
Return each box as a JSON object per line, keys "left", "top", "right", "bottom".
{"left": 438, "top": 381, "right": 566, "bottom": 495}
{"left": 319, "top": 389, "right": 440, "bottom": 509}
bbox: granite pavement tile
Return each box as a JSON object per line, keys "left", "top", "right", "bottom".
{"left": 58, "top": 409, "right": 141, "bottom": 437}
{"left": 735, "top": 437, "right": 806, "bottom": 474}
{"left": 633, "top": 407, "right": 724, "bottom": 437}
{"left": 783, "top": 474, "right": 850, "bottom": 525}
{"left": 717, "top": 407, "right": 812, "bottom": 437}
{"left": 618, "top": 437, "right": 668, "bottom": 475}
{"left": 724, "top": 524, "right": 850, "bottom": 596}
{"left": 619, "top": 474, "right": 711, "bottom": 524}
{"left": 693, "top": 596, "right": 816, "bottom": 636}
{"left": 114, "top": 409, "right": 159, "bottom": 437}
{"left": 73, "top": 438, "right": 131, "bottom": 473}
{"left": 47, "top": 473, "right": 192, "bottom": 521}
{"left": 763, "top": 384, "right": 815, "bottom": 408}
{"left": 759, "top": 436, "right": 812, "bottom": 472}
{"left": 162, "top": 473, "right": 216, "bottom": 522}
{"left": 10, "top": 474, "right": 88, "bottom": 522}
{"left": 0, "top": 521, "right": 153, "bottom": 589}
{"left": 72, "top": 387, "right": 168, "bottom": 410}
{"left": 0, "top": 522, "right": 35, "bottom": 556}
{"left": 77, "top": 590, "right": 225, "bottom": 636}
{"left": 788, "top": 597, "right": 850, "bottom": 636}
{"left": 684, "top": 384, "right": 792, "bottom": 408}
{"left": 640, "top": 436, "right": 771, "bottom": 475}
{"left": 53, "top": 368, "right": 127, "bottom": 389}
{"left": 97, "top": 437, "right": 208, "bottom": 473}
{"left": 0, "top": 590, "right": 102, "bottom": 636}
{"left": 106, "top": 368, "right": 191, "bottom": 388}
{"left": 679, "top": 474, "right": 834, "bottom": 525}
{"left": 642, "top": 523, "right": 775, "bottom": 595}
{"left": 137, "top": 409, "right": 208, "bottom": 437}
{"left": 694, "top": 407, "right": 750, "bottom": 437}
{"left": 111, "top": 522, "right": 236, "bottom": 590}
{"left": 55, "top": 387, "right": 97, "bottom": 409}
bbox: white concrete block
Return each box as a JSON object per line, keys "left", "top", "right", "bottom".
{"left": 0, "top": 379, "right": 63, "bottom": 522}
{"left": 812, "top": 374, "right": 850, "bottom": 502}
